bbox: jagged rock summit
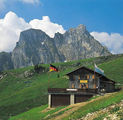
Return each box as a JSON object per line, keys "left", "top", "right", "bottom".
{"left": 12, "top": 29, "right": 64, "bottom": 68}
{"left": 54, "top": 24, "right": 110, "bottom": 61}
{"left": 0, "top": 24, "right": 111, "bottom": 70}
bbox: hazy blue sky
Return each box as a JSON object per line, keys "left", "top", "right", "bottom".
{"left": 0, "top": 0, "right": 123, "bottom": 53}
{"left": 1, "top": 0, "right": 123, "bottom": 34}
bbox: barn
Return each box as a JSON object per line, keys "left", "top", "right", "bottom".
{"left": 48, "top": 66, "right": 115, "bottom": 107}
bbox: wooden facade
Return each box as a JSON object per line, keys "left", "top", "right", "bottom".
{"left": 66, "top": 66, "right": 115, "bottom": 93}
{"left": 48, "top": 66, "right": 115, "bottom": 107}
{"left": 74, "top": 94, "right": 93, "bottom": 103}
{"left": 51, "top": 94, "right": 70, "bottom": 107}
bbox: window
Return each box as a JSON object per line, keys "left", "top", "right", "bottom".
{"left": 82, "top": 83, "right": 86, "bottom": 89}
{"left": 74, "top": 75, "right": 79, "bottom": 81}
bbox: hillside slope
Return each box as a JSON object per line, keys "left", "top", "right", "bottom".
{"left": 9, "top": 89, "right": 123, "bottom": 120}
{"left": 0, "top": 54, "right": 123, "bottom": 120}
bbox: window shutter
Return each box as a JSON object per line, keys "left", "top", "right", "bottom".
{"left": 92, "top": 75, "right": 95, "bottom": 79}
{"left": 86, "top": 84, "right": 88, "bottom": 88}
{"left": 87, "top": 75, "right": 89, "bottom": 79}
{"left": 72, "top": 83, "right": 75, "bottom": 88}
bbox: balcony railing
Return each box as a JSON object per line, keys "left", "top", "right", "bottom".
{"left": 48, "top": 88, "right": 98, "bottom": 94}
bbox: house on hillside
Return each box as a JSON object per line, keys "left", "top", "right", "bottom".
{"left": 48, "top": 66, "right": 115, "bottom": 108}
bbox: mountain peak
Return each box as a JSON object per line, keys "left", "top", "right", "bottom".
{"left": 11, "top": 24, "right": 111, "bottom": 69}
{"left": 21, "top": 28, "right": 45, "bottom": 35}
{"left": 68, "top": 24, "right": 87, "bottom": 34}
{"left": 77, "top": 24, "right": 86, "bottom": 30}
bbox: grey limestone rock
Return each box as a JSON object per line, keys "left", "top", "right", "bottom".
{"left": 0, "top": 24, "right": 111, "bottom": 70}
{"left": 0, "top": 52, "right": 14, "bottom": 71}
{"left": 54, "top": 24, "right": 111, "bottom": 61}
{"left": 12, "top": 29, "right": 64, "bottom": 68}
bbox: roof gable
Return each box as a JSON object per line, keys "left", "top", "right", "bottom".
{"left": 66, "top": 66, "right": 115, "bottom": 83}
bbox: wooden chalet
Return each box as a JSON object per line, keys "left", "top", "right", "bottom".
{"left": 48, "top": 66, "right": 115, "bottom": 107}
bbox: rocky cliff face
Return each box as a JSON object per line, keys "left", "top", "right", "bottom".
{"left": 0, "top": 52, "right": 13, "bottom": 71}
{"left": 54, "top": 25, "right": 110, "bottom": 61}
{"left": 12, "top": 29, "right": 64, "bottom": 68}
{"left": 0, "top": 24, "right": 111, "bottom": 70}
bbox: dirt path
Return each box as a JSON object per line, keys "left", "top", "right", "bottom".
{"left": 48, "top": 93, "right": 116, "bottom": 120}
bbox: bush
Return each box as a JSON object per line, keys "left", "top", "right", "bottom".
{"left": 34, "top": 64, "right": 45, "bottom": 73}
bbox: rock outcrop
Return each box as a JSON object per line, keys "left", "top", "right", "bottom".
{"left": 12, "top": 29, "right": 64, "bottom": 68}
{"left": 0, "top": 52, "right": 14, "bottom": 71}
{"left": 54, "top": 24, "right": 110, "bottom": 61}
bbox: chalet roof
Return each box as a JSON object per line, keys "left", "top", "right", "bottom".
{"left": 66, "top": 66, "right": 115, "bottom": 83}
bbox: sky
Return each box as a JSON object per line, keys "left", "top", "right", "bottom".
{"left": 0, "top": 0, "right": 123, "bottom": 54}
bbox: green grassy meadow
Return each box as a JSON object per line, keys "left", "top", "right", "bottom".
{"left": 64, "top": 89, "right": 123, "bottom": 120}
{"left": 0, "top": 54, "right": 123, "bottom": 120}
{"left": 9, "top": 89, "right": 123, "bottom": 120}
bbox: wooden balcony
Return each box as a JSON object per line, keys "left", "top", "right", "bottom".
{"left": 48, "top": 88, "right": 98, "bottom": 95}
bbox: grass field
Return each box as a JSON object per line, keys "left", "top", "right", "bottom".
{"left": 9, "top": 89, "right": 123, "bottom": 120}
{"left": 0, "top": 54, "right": 123, "bottom": 120}
{"left": 9, "top": 105, "right": 66, "bottom": 120}
{"left": 64, "top": 89, "right": 123, "bottom": 120}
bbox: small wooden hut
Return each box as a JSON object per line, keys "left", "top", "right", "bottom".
{"left": 48, "top": 66, "right": 115, "bottom": 107}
